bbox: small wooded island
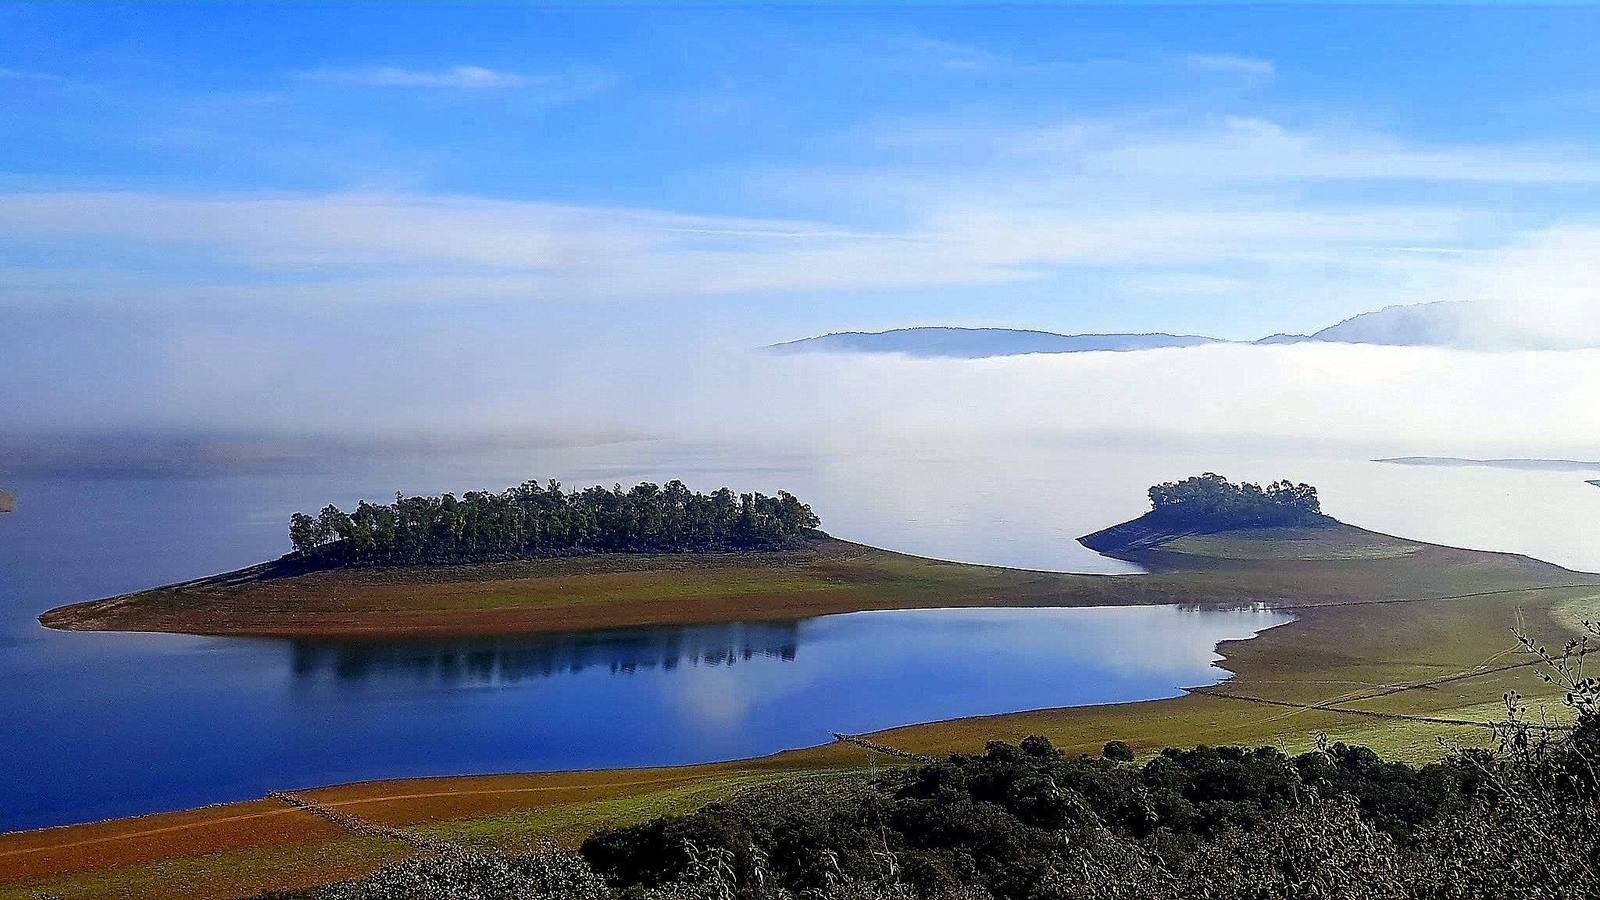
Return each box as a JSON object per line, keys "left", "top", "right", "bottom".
{"left": 39, "top": 473, "right": 1580, "bottom": 639}
{"left": 0, "top": 488, "right": 14, "bottom": 514}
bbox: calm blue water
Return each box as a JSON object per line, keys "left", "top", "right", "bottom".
{"left": 0, "top": 465, "right": 1294, "bottom": 832}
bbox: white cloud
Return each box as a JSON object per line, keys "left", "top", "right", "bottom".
{"left": 0, "top": 189, "right": 1477, "bottom": 309}
{"left": 0, "top": 67, "right": 63, "bottom": 82}
{"left": 1007, "top": 115, "right": 1600, "bottom": 185}
{"left": 900, "top": 35, "right": 1010, "bottom": 72}
{"left": 1184, "top": 54, "right": 1275, "bottom": 79}
{"left": 1440, "top": 229, "right": 1600, "bottom": 348}
{"left": 301, "top": 65, "right": 545, "bottom": 89}
{"left": 3, "top": 114, "right": 1599, "bottom": 338}
{"left": 718, "top": 345, "right": 1600, "bottom": 457}
{"left": 1121, "top": 272, "right": 1245, "bottom": 296}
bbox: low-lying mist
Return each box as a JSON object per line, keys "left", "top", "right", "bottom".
{"left": 6, "top": 341, "right": 1600, "bottom": 466}
{"left": 5, "top": 339, "right": 1600, "bottom": 575}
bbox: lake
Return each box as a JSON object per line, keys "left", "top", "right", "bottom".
{"left": 2, "top": 439, "right": 1596, "bottom": 831}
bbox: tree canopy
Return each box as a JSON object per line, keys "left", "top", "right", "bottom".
{"left": 1146, "top": 472, "right": 1326, "bottom": 529}
{"left": 287, "top": 480, "right": 820, "bottom": 564}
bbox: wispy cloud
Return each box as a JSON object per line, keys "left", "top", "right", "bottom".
{"left": 0, "top": 188, "right": 1475, "bottom": 310}
{"left": 1007, "top": 115, "right": 1600, "bottom": 185}
{"left": 4, "top": 113, "right": 1599, "bottom": 341}
{"left": 896, "top": 35, "right": 1011, "bottom": 73}
{"left": 0, "top": 67, "right": 65, "bottom": 83}
{"left": 300, "top": 64, "right": 558, "bottom": 90}
{"left": 1184, "top": 54, "right": 1275, "bottom": 79}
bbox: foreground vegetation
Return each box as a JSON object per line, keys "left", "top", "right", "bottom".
{"left": 288, "top": 480, "right": 820, "bottom": 562}
{"left": 272, "top": 620, "right": 1600, "bottom": 899}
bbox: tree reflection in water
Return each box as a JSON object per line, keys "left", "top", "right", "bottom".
{"left": 288, "top": 620, "right": 803, "bottom": 687}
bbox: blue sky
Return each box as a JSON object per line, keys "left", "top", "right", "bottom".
{"left": 5, "top": 3, "right": 1600, "bottom": 432}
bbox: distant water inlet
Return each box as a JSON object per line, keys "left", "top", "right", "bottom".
{"left": 1, "top": 605, "right": 1289, "bottom": 831}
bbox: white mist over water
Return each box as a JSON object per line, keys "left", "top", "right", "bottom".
{"left": 333, "top": 342, "right": 1600, "bottom": 574}
{"left": 6, "top": 342, "right": 1599, "bottom": 573}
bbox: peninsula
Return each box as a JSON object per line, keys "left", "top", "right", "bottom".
{"left": 38, "top": 474, "right": 1580, "bottom": 639}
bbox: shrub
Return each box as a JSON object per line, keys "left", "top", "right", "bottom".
{"left": 1101, "top": 741, "right": 1134, "bottom": 762}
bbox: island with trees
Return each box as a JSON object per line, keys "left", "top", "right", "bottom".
{"left": 0, "top": 488, "right": 13, "bottom": 514}
{"left": 1080, "top": 473, "right": 1331, "bottom": 557}
{"left": 38, "top": 474, "right": 1577, "bottom": 639}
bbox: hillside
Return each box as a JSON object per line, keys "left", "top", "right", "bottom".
{"left": 40, "top": 517, "right": 1581, "bottom": 639}
{"left": 1278, "top": 300, "right": 1481, "bottom": 348}
{"left": 40, "top": 475, "right": 1582, "bottom": 639}
{"left": 771, "top": 300, "right": 1600, "bottom": 357}
{"left": 767, "top": 327, "right": 1220, "bottom": 358}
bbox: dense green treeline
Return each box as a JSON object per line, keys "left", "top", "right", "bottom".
{"left": 276, "top": 720, "right": 1600, "bottom": 900}
{"left": 1147, "top": 472, "right": 1327, "bottom": 529}
{"left": 287, "top": 480, "right": 820, "bottom": 563}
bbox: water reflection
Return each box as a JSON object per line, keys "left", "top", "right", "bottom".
{"left": 289, "top": 621, "right": 801, "bottom": 686}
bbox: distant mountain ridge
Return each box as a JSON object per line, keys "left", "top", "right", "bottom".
{"left": 1262, "top": 301, "right": 1482, "bottom": 348}
{"left": 1376, "top": 457, "right": 1600, "bottom": 472}
{"left": 770, "top": 300, "right": 1584, "bottom": 358}
{"left": 767, "top": 327, "right": 1219, "bottom": 359}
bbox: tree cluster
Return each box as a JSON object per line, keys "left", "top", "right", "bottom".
{"left": 281, "top": 713, "right": 1600, "bottom": 900}
{"left": 1146, "top": 472, "right": 1326, "bottom": 529}
{"left": 287, "top": 480, "right": 820, "bottom": 564}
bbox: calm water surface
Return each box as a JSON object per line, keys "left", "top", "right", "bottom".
{"left": 3, "top": 441, "right": 1595, "bottom": 831}
{"left": 13, "top": 607, "right": 1288, "bottom": 830}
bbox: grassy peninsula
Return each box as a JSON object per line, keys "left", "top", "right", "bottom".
{"left": 37, "top": 474, "right": 1581, "bottom": 638}
{"left": 11, "top": 475, "right": 1600, "bottom": 898}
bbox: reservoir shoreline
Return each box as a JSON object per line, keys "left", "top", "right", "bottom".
{"left": 10, "top": 514, "right": 1600, "bottom": 897}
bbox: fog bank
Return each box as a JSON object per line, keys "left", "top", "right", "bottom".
{"left": 6, "top": 341, "right": 1598, "bottom": 471}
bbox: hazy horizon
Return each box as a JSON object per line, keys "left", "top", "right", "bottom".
{"left": 5, "top": 4, "right": 1600, "bottom": 449}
